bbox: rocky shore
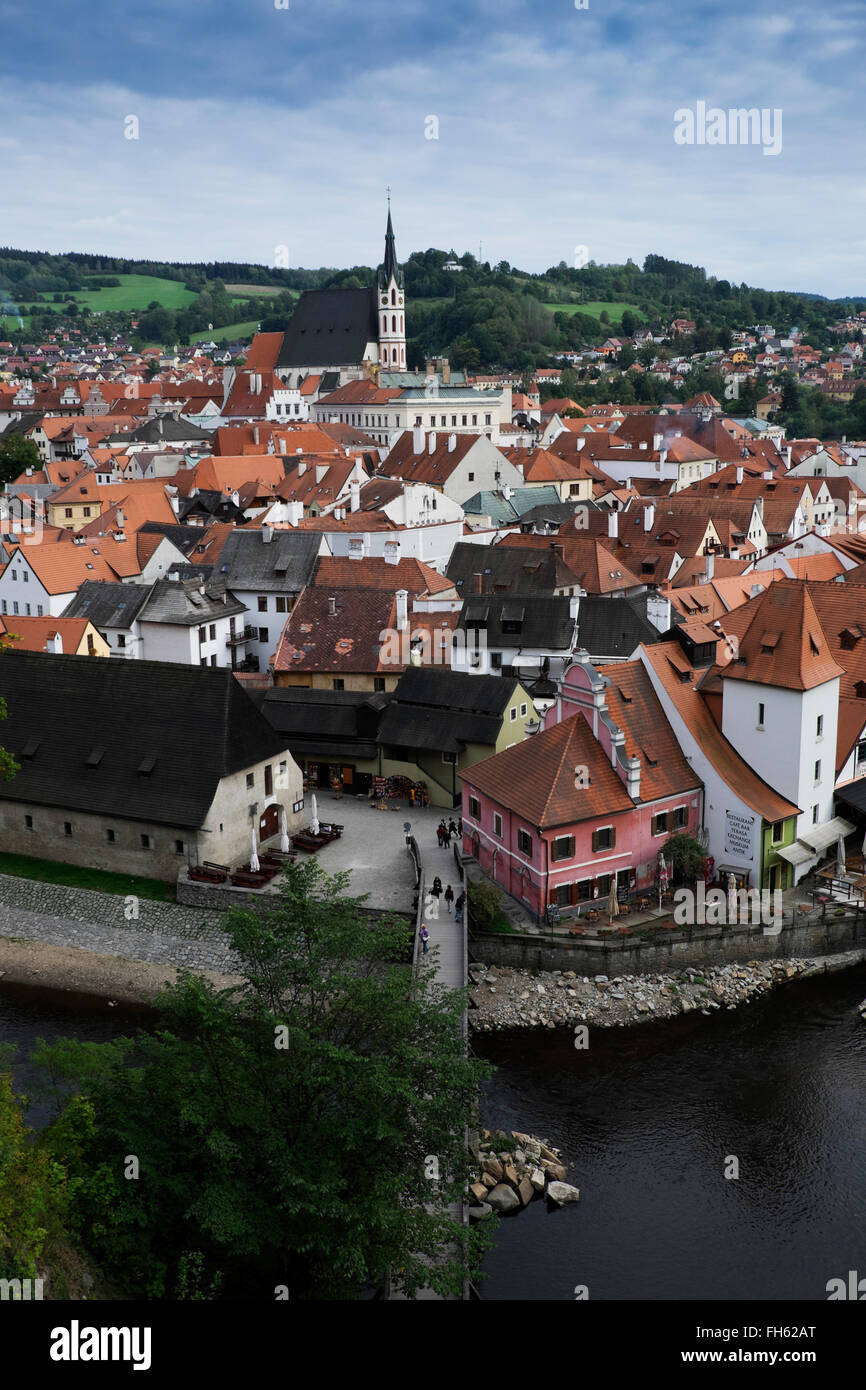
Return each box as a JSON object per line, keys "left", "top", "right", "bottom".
{"left": 467, "top": 1129, "right": 578, "bottom": 1221}
{"left": 468, "top": 951, "right": 866, "bottom": 1033}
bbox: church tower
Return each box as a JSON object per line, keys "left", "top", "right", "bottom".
{"left": 377, "top": 203, "right": 406, "bottom": 371}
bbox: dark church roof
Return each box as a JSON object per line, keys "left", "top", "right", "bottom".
{"left": 0, "top": 651, "right": 289, "bottom": 828}
{"left": 276, "top": 287, "right": 379, "bottom": 369}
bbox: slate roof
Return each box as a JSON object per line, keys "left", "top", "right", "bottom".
{"left": 108, "top": 416, "right": 212, "bottom": 445}
{"left": 0, "top": 651, "right": 289, "bottom": 828}
{"left": 258, "top": 687, "right": 384, "bottom": 759}
{"left": 462, "top": 485, "right": 562, "bottom": 525}
{"left": 457, "top": 594, "right": 576, "bottom": 650}
{"left": 62, "top": 580, "right": 150, "bottom": 628}
{"left": 138, "top": 578, "right": 246, "bottom": 626}
{"left": 216, "top": 528, "right": 321, "bottom": 592}
{"left": 378, "top": 668, "right": 521, "bottom": 753}
{"left": 575, "top": 595, "right": 663, "bottom": 657}
{"left": 276, "top": 288, "right": 379, "bottom": 368}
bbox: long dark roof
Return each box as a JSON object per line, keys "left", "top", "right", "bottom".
{"left": 446, "top": 541, "right": 560, "bottom": 596}
{"left": 276, "top": 288, "right": 379, "bottom": 368}
{"left": 575, "top": 594, "right": 664, "bottom": 658}
{"left": 62, "top": 580, "right": 151, "bottom": 628}
{"left": 0, "top": 651, "right": 289, "bottom": 827}
{"left": 457, "top": 594, "right": 576, "bottom": 651}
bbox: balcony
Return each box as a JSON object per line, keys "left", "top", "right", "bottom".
{"left": 226, "top": 625, "right": 254, "bottom": 647}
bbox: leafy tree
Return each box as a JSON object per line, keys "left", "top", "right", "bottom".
{"left": 620, "top": 309, "right": 637, "bottom": 337}
{"left": 0, "top": 1059, "right": 70, "bottom": 1279}
{"left": 0, "top": 434, "right": 40, "bottom": 484}
{"left": 664, "top": 833, "right": 707, "bottom": 885}
{"left": 35, "top": 859, "right": 490, "bottom": 1299}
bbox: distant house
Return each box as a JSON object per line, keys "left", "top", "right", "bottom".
{"left": 0, "top": 651, "right": 303, "bottom": 880}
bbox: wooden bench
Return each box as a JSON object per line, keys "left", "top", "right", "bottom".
{"left": 204, "top": 860, "right": 231, "bottom": 879}
{"left": 188, "top": 865, "right": 225, "bottom": 884}
{"left": 230, "top": 869, "right": 272, "bottom": 888}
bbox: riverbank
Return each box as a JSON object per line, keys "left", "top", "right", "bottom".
{"left": 468, "top": 947, "right": 866, "bottom": 1032}
{"left": 0, "top": 936, "right": 241, "bottom": 1006}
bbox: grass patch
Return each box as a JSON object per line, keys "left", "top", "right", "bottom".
{"left": 225, "top": 283, "right": 288, "bottom": 297}
{"left": 0, "top": 851, "right": 174, "bottom": 902}
{"left": 192, "top": 319, "right": 260, "bottom": 343}
{"left": 69, "top": 274, "right": 198, "bottom": 314}
{"left": 548, "top": 300, "right": 647, "bottom": 322}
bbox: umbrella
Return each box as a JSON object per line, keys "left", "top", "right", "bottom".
{"left": 727, "top": 872, "right": 738, "bottom": 925}
{"left": 861, "top": 824, "right": 866, "bottom": 859}
{"left": 249, "top": 826, "right": 260, "bottom": 873}
{"left": 311, "top": 793, "right": 320, "bottom": 838}
{"left": 279, "top": 806, "right": 290, "bottom": 854}
{"left": 836, "top": 833, "right": 847, "bottom": 879}
{"left": 607, "top": 879, "right": 619, "bottom": 920}
{"left": 657, "top": 852, "right": 669, "bottom": 909}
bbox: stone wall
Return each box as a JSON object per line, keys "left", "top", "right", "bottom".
{"left": 473, "top": 911, "right": 866, "bottom": 976}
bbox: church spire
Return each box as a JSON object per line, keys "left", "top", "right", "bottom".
{"left": 376, "top": 197, "right": 406, "bottom": 370}
{"left": 378, "top": 201, "right": 403, "bottom": 290}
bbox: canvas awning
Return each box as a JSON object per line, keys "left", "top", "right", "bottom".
{"left": 798, "top": 817, "right": 856, "bottom": 854}
{"left": 776, "top": 842, "right": 817, "bottom": 867}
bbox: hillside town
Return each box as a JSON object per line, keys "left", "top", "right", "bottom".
{"left": 0, "top": 209, "right": 865, "bottom": 922}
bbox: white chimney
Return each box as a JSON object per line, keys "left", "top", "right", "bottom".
{"left": 262, "top": 523, "right": 273, "bottom": 544}
{"left": 736, "top": 465, "right": 744, "bottom": 484}
{"left": 253, "top": 426, "right": 260, "bottom": 446}
{"left": 653, "top": 432, "right": 663, "bottom": 451}
{"left": 328, "top": 595, "right": 337, "bottom": 617}
{"left": 298, "top": 460, "right": 306, "bottom": 476}
{"left": 643, "top": 503, "right": 655, "bottom": 532}
{"left": 447, "top": 433, "right": 457, "bottom": 452}
{"left": 646, "top": 593, "right": 671, "bottom": 633}
{"left": 413, "top": 426, "right": 424, "bottom": 455}
{"left": 349, "top": 479, "right": 361, "bottom": 512}
{"left": 395, "top": 589, "right": 408, "bottom": 631}
{"left": 785, "top": 445, "right": 792, "bottom": 468}
{"left": 608, "top": 509, "right": 619, "bottom": 538}
{"left": 428, "top": 432, "right": 437, "bottom": 453}
{"left": 659, "top": 448, "right": 668, "bottom": 469}
{"left": 704, "top": 551, "right": 715, "bottom": 582}
{"left": 45, "top": 631, "right": 63, "bottom": 655}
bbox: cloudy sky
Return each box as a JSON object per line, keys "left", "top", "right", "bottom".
{"left": 1, "top": 0, "right": 864, "bottom": 295}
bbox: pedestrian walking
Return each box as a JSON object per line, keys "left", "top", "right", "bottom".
{"left": 443, "top": 826, "right": 452, "bottom": 849}
{"left": 437, "top": 820, "right": 446, "bottom": 848}
{"left": 455, "top": 889, "right": 466, "bottom": 924}
{"left": 448, "top": 819, "right": 458, "bottom": 839}
{"left": 457, "top": 817, "right": 463, "bottom": 836}
{"left": 431, "top": 876, "right": 442, "bottom": 897}
{"left": 420, "top": 925, "right": 430, "bottom": 955}
{"left": 444, "top": 884, "right": 454, "bottom": 914}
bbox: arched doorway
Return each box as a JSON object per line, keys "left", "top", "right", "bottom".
{"left": 258, "top": 802, "right": 281, "bottom": 843}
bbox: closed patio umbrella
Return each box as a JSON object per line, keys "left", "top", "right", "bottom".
{"left": 836, "top": 833, "right": 847, "bottom": 879}
{"left": 279, "top": 806, "right": 290, "bottom": 854}
{"left": 249, "top": 826, "right": 260, "bottom": 873}
{"left": 311, "top": 793, "right": 320, "bottom": 838}
{"left": 607, "top": 878, "right": 619, "bottom": 920}
{"left": 727, "top": 871, "right": 738, "bottom": 925}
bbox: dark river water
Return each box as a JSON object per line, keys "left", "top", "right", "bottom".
{"left": 474, "top": 966, "right": 866, "bottom": 1301}
{"left": 3, "top": 972, "right": 866, "bottom": 1302}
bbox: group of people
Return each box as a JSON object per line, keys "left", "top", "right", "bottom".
{"left": 420, "top": 879, "right": 467, "bottom": 953}
{"left": 436, "top": 817, "right": 462, "bottom": 849}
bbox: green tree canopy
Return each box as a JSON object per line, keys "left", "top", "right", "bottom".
{"left": 35, "top": 859, "right": 489, "bottom": 1299}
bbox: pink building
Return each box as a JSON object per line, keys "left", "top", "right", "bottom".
{"left": 460, "top": 657, "right": 703, "bottom": 919}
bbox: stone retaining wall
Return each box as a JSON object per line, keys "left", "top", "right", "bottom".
{"left": 474, "top": 912, "right": 866, "bottom": 976}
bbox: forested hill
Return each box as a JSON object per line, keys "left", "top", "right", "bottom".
{"left": 1, "top": 245, "right": 863, "bottom": 369}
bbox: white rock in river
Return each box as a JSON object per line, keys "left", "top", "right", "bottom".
{"left": 547, "top": 1181, "right": 581, "bottom": 1205}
